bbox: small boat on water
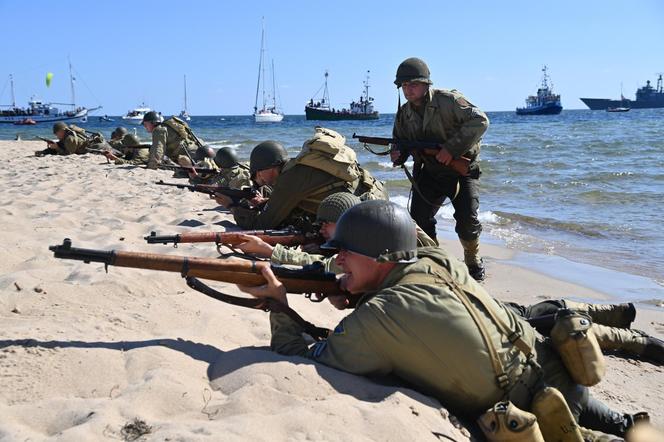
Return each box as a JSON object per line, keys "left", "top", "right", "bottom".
{"left": 516, "top": 65, "right": 562, "bottom": 115}
{"left": 607, "top": 107, "right": 630, "bottom": 112}
{"left": 99, "top": 115, "right": 114, "bottom": 122}
{"left": 0, "top": 61, "right": 101, "bottom": 124}
{"left": 122, "top": 103, "right": 152, "bottom": 124}
{"left": 253, "top": 18, "right": 283, "bottom": 123}
{"left": 305, "top": 71, "right": 379, "bottom": 121}
{"left": 13, "top": 118, "right": 36, "bottom": 125}
{"left": 179, "top": 75, "right": 191, "bottom": 121}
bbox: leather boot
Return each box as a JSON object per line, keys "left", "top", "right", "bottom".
{"left": 459, "top": 238, "right": 485, "bottom": 282}
{"left": 564, "top": 300, "right": 636, "bottom": 328}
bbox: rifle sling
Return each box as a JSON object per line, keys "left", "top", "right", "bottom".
{"left": 185, "top": 277, "right": 330, "bottom": 341}
{"left": 401, "top": 164, "right": 457, "bottom": 208}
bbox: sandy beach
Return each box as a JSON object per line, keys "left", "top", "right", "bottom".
{"left": 1, "top": 140, "right": 662, "bottom": 441}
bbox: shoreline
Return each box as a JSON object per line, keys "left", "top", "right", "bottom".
{"left": 1, "top": 140, "right": 662, "bottom": 439}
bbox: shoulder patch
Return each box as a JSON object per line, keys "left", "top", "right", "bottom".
{"left": 333, "top": 320, "right": 346, "bottom": 335}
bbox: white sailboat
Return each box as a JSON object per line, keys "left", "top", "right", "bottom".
{"left": 253, "top": 19, "right": 283, "bottom": 123}
{"left": 179, "top": 74, "right": 191, "bottom": 121}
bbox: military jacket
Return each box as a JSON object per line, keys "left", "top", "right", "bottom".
{"left": 231, "top": 160, "right": 355, "bottom": 230}
{"left": 393, "top": 88, "right": 489, "bottom": 177}
{"left": 269, "top": 246, "right": 536, "bottom": 418}
{"left": 209, "top": 164, "right": 252, "bottom": 189}
{"left": 115, "top": 147, "right": 150, "bottom": 165}
{"left": 59, "top": 128, "right": 93, "bottom": 154}
{"left": 147, "top": 125, "right": 196, "bottom": 169}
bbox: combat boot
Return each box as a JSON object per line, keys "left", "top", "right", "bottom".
{"left": 592, "top": 325, "right": 664, "bottom": 365}
{"left": 564, "top": 300, "right": 636, "bottom": 328}
{"left": 460, "top": 238, "right": 485, "bottom": 282}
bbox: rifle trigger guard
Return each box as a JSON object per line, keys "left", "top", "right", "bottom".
{"left": 305, "top": 293, "right": 327, "bottom": 303}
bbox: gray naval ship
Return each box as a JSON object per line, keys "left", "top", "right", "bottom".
{"left": 580, "top": 74, "right": 664, "bottom": 110}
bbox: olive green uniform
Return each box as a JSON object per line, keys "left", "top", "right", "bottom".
{"left": 393, "top": 88, "right": 489, "bottom": 243}
{"left": 54, "top": 127, "right": 105, "bottom": 155}
{"left": 114, "top": 147, "right": 150, "bottom": 165}
{"left": 209, "top": 163, "right": 252, "bottom": 189}
{"left": 146, "top": 124, "right": 197, "bottom": 169}
{"left": 270, "top": 247, "right": 628, "bottom": 436}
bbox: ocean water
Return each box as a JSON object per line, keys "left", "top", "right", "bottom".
{"left": 3, "top": 109, "right": 663, "bottom": 287}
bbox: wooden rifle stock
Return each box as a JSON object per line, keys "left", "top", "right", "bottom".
{"left": 49, "top": 239, "right": 342, "bottom": 296}
{"left": 352, "top": 133, "right": 470, "bottom": 176}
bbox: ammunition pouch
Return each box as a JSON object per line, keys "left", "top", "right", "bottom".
{"left": 550, "top": 309, "right": 605, "bottom": 386}
{"left": 478, "top": 401, "right": 544, "bottom": 442}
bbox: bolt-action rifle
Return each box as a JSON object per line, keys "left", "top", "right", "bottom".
{"left": 155, "top": 180, "right": 256, "bottom": 203}
{"left": 145, "top": 227, "right": 321, "bottom": 248}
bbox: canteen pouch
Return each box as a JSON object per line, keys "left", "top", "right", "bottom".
{"left": 550, "top": 309, "right": 605, "bottom": 386}
{"left": 531, "top": 387, "right": 583, "bottom": 442}
{"left": 477, "top": 401, "right": 544, "bottom": 442}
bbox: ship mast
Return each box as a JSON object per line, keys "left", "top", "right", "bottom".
{"left": 254, "top": 18, "right": 265, "bottom": 114}
{"left": 69, "top": 58, "right": 76, "bottom": 109}
{"left": 363, "top": 70, "right": 371, "bottom": 102}
{"left": 10, "top": 74, "right": 16, "bottom": 108}
{"left": 656, "top": 73, "right": 663, "bottom": 93}
{"left": 183, "top": 75, "right": 188, "bottom": 113}
{"left": 323, "top": 70, "right": 330, "bottom": 107}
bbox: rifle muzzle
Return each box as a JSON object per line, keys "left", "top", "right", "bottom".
{"left": 49, "top": 238, "right": 116, "bottom": 265}
{"left": 144, "top": 231, "right": 181, "bottom": 245}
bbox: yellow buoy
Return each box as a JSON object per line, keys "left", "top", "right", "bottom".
{"left": 45, "top": 72, "right": 54, "bottom": 87}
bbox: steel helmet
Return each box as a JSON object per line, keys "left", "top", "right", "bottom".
{"left": 321, "top": 200, "right": 418, "bottom": 263}
{"left": 394, "top": 57, "right": 432, "bottom": 87}
{"left": 53, "top": 122, "right": 67, "bottom": 134}
{"left": 121, "top": 133, "right": 140, "bottom": 147}
{"left": 214, "top": 146, "right": 241, "bottom": 169}
{"left": 195, "top": 144, "right": 215, "bottom": 162}
{"left": 142, "top": 111, "right": 162, "bottom": 124}
{"left": 111, "top": 126, "right": 128, "bottom": 139}
{"left": 249, "top": 141, "right": 289, "bottom": 175}
{"left": 316, "top": 192, "right": 361, "bottom": 223}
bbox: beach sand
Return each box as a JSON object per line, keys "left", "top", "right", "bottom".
{"left": 1, "top": 140, "right": 662, "bottom": 440}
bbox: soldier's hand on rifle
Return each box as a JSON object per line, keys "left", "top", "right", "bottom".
{"left": 46, "top": 140, "right": 57, "bottom": 149}
{"left": 389, "top": 147, "right": 402, "bottom": 164}
{"left": 103, "top": 151, "right": 118, "bottom": 161}
{"left": 238, "top": 265, "right": 288, "bottom": 305}
{"left": 234, "top": 234, "right": 274, "bottom": 258}
{"left": 249, "top": 195, "right": 268, "bottom": 208}
{"left": 214, "top": 193, "right": 233, "bottom": 208}
{"left": 327, "top": 295, "right": 350, "bottom": 310}
{"left": 435, "top": 147, "right": 453, "bottom": 166}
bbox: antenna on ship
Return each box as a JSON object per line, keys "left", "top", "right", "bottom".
{"left": 656, "top": 73, "right": 664, "bottom": 93}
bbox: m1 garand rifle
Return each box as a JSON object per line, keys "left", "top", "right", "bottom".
{"left": 49, "top": 238, "right": 342, "bottom": 339}
{"left": 155, "top": 180, "right": 257, "bottom": 204}
{"left": 34, "top": 135, "right": 57, "bottom": 146}
{"left": 145, "top": 227, "right": 322, "bottom": 249}
{"left": 352, "top": 133, "right": 471, "bottom": 176}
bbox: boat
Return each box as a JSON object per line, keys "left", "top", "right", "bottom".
{"left": 13, "top": 118, "right": 36, "bottom": 125}
{"left": 0, "top": 61, "right": 101, "bottom": 124}
{"left": 178, "top": 75, "right": 191, "bottom": 121}
{"left": 305, "top": 71, "right": 379, "bottom": 121}
{"left": 606, "top": 107, "right": 630, "bottom": 112}
{"left": 581, "top": 74, "right": 664, "bottom": 110}
{"left": 121, "top": 103, "right": 152, "bottom": 124}
{"left": 253, "top": 19, "right": 283, "bottom": 123}
{"left": 99, "top": 115, "right": 114, "bottom": 122}
{"left": 516, "top": 66, "right": 562, "bottom": 115}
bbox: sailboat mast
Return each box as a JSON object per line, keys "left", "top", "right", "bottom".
{"left": 69, "top": 58, "right": 76, "bottom": 109}
{"left": 254, "top": 18, "right": 265, "bottom": 113}
{"left": 183, "top": 75, "right": 188, "bottom": 112}
{"left": 10, "top": 74, "right": 16, "bottom": 108}
{"left": 271, "top": 59, "right": 277, "bottom": 110}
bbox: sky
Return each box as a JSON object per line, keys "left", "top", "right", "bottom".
{"left": 1, "top": 0, "right": 663, "bottom": 115}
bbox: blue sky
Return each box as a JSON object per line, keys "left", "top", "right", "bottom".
{"left": 1, "top": 0, "right": 662, "bottom": 115}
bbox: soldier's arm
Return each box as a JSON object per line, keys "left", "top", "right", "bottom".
{"left": 439, "top": 96, "right": 489, "bottom": 158}
{"left": 270, "top": 244, "right": 340, "bottom": 274}
{"left": 269, "top": 303, "right": 392, "bottom": 375}
{"left": 147, "top": 127, "right": 167, "bottom": 169}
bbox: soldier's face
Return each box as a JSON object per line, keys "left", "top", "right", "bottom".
{"left": 254, "top": 167, "right": 279, "bottom": 186}
{"left": 143, "top": 121, "right": 155, "bottom": 133}
{"left": 55, "top": 129, "right": 66, "bottom": 140}
{"left": 319, "top": 221, "right": 336, "bottom": 241}
{"left": 336, "top": 249, "right": 394, "bottom": 294}
{"left": 402, "top": 81, "right": 429, "bottom": 104}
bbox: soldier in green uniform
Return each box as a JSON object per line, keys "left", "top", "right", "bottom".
{"left": 392, "top": 57, "right": 489, "bottom": 281}
{"left": 103, "top": 134, "right": 150, "bottom": 166}
{"left": 208, "top": 146, "right": 251, "bottom": 189}
{"left": 108, "top": 127, "right": 128, "bottom": 150}
{"left": 35, "top": 122, "right": 108, "bottom": 156}
{"left": 238, "top": 200, "right": 647, "bottom": 439}
{"left": 177, "top": 144, "right": 220, "bottom": 184}
{"left": 215, "top": 127, "right": 386, "bottom": 230}
{"left": 141, "top": 111, "right": 198, "bottom": 169}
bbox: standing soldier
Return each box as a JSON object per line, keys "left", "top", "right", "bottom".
{"left": 392, "top": 57, "right": 489, "bottom": 281}
{"left": 141, "top": 111, "right": 198, "bottom": 169}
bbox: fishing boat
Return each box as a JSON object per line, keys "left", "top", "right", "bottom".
{"left": 121, "top": 103, "right": 152, "bottom": 124}
{"left": 178, "top": 75, "right": 191, "bottom": 121}
{"left": 253, "top": 19, "right": 283, "bottom": 123}
{"left": 606, "top": 84, "right": 631, "bottom": 112}
{"left": 516, "top": 66, "right": 563, "bottom": 115}
{"left": 305, "top": 71, "right": 379, "bottom": 121}
{"left": 607, "top": 107, "right": 630, "bottom": 112}
{"left": 0, "top": 61, "right": 101, "bottom": 124}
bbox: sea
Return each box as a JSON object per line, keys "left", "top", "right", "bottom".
{"left": 3, "top": 109, "right": 663, "bottom": 300}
